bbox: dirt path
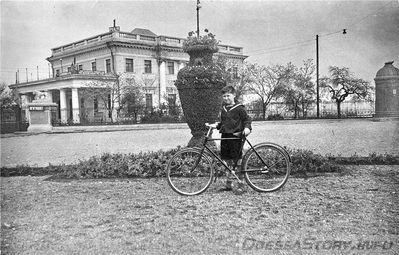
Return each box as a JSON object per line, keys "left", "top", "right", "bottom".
{"left": 1, "top": 166, "right": 398, "bottom": 254}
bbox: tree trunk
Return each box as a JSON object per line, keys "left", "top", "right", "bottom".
{"left": 337, "top": 101, "right": 341, "bottom": 119}
{"left": 262, "top": 103, "right": 266, "bottom": 120}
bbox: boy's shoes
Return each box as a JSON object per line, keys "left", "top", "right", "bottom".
{"left": 233, "top": 182, "right": 246, "bottom": 195}
{"left": 218, "top": 186, "right": 233, "bottom": 192}
{"left": 218, "top": 180, "right": 232, "bottom": 192}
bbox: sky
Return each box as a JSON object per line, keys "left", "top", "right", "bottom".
{"left": 1, "top": 0, "right": 398, "bottom": 86}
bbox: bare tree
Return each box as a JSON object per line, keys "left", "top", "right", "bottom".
{"left": 283, "top": 59, "right": 315, "bottom": 119}
{"left": 81, "top": 75, "right": 119, "bottom": 122}
{"left": 320, "top": 66, "right": 373, "bottom": 118}
{"left": 246, "top": 63, "right": 295, "bottom": 120}
{"left": 82, "top": 73, "right": 157, "bottom": 123}
{"left": 215, "top": 56, "right": 252, "bottom": 102}
{"left": 120, "top": 77, "right": 148, "bottom": 122}
{"left": 0, "top": 83, "right": 20, "bottom": 108}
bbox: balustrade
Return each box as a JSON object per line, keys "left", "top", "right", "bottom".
{"left": 51, "top": 31, "right": 243, "bottom": 55}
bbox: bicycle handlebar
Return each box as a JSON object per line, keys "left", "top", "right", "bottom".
{"left": 205, "top": 123, "right": 249, "bottom": 137}
{"left": 205, "top": 123, "right": 217, "bottom": 129}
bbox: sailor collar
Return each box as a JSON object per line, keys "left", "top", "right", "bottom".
{"left": 223, "top": 104, "right": 243, "bottom": 112}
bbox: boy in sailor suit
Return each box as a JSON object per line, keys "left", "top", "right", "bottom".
{"left": 212, "top": 85, "right": 252, "bottom": 193}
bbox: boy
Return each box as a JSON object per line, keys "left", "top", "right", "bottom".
{"left": 212, "top": 85, "right": 252, "bottom": 193}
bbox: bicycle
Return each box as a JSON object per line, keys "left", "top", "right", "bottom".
{"left": 166, "top": 123, "right": 291, "bottom": 196}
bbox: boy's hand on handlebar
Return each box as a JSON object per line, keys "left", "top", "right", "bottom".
{"left": 207, "top": 122, "right": 219, "bottom": 128}
{"left": 243, "top": 128, "right": 251, "bottom": 136}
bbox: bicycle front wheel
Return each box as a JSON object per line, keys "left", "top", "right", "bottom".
{"left": 242, "top": 143, "right": 291, "bottom": 192}
{"left": 166, "top": 148, "right": 214, "bottom": 196}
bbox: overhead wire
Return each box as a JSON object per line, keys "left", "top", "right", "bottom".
{"left": 243, "top": 1, "right": 395, "bottom": 57}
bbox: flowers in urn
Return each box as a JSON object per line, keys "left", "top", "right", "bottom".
{"left": 182, "top": 29, "right": 220, "bottom": 53}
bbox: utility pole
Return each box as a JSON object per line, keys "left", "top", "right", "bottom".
{"left": 316, "top": 34, "right": 319, "bottom": 118}
{"left": 196, "top": 0, "right": 201, "bottom": 37}
{"left": 315, "top": 29, "right": 346, "bottom": 118}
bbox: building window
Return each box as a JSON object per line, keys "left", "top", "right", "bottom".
{"left": 91, "top": 62, "right": 97, "bottom": 71}
{"left": 78, "top": 65, "right": 83, "bottom": 71}
{"left": 106, "top": 59, "right": 111, "bottom": 73}
{"left": 167, "top": 61, "right": 174, "bottom": 75}
{"left": 145, "top": 94, "right": 153, "bottom": 110}
{"left": 126, "top": 58, "right": 134, "bottom": 72}
{"left": 94, "top": 98, "right": 98, "bottom": 113}
{"left": 144, "top": 60, "right": 152, "bottom": 73}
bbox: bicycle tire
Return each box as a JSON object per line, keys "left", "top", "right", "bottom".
{"left": 166, "top": 148, "right": 214, "bottom": 196}
{"left": 242, "top": 143, "right": 291, "bottom": 192}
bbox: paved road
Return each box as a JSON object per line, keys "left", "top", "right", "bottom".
{"left": 1, "top": 119, "right": 398, "bottom": 167}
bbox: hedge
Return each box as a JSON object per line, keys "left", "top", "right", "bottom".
{"left": 1, "top": 148, "right": 397, "bottom": 178}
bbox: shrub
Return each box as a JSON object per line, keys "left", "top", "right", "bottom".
{"left": 287, "top": 148, "right": 343, "bottom": 175}
{"left": 140, "top": 113, "right": 182, "bottom": 123}
{"left": 56, "top": 147, "right": 344, "bottom": 179}
{"left": 267, "top": 114, "right": 284, "bottom": 121}
{"left": 58, "top": 148, "right": 181, "bottom": 179}
{"left": 2, "top": 149, "right": 397, "bottom": 178}
{"left": 329, "top": 152, "right": 399, "bottom": 165}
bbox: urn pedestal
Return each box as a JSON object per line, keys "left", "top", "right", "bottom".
{"left": 26, "top": 101, "right": 58, "bottom": 132}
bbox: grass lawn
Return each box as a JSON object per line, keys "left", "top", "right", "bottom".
{"left": 1, "top": 165, "right": 398, "bottom": 255}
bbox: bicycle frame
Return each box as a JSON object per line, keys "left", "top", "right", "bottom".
{"left": 195, "top": 126, "right": 269, "bottom": 182}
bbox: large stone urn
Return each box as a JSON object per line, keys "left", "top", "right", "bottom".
{"left": 175, "top": 32, "right": 226, "bottom": 147}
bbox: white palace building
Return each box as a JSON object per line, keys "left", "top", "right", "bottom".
{"left": 10, "top": 25, "right": 247, "bottom": 124}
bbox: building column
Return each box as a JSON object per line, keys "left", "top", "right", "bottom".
{"left": 59, "top": 88, "right": 67, "bottom": 123}
{"left": 71, "top": 88, "right": 80, "bottom": 124}
{"left": 20, "top": 94, "right": 28, "bottom": 108}
{"left": 20, "top": 94, "right": 29, "bottom": 121}
{"left": 159, "top": 61, "right": 167, "bottom": 107}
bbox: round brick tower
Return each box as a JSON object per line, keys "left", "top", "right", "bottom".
{"left": 374, "top": 61, "right": 399, "bottom": 117}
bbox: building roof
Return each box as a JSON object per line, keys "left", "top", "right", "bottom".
{"left": 376, "top": 61, "right": 399, "bottom": 77}
{"left": 130, "top": 28, "right": 157, "bottom": 37}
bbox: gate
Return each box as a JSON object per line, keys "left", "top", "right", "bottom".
{"left": 1, "top": 105, "right": 29, "bottom": 134}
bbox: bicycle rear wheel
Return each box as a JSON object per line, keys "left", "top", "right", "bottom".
{"left": 167, "top": 148, "right": 214, "bottom": 196}
{"left": 242, "top": 143, "right": 290, "bottom": 192}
